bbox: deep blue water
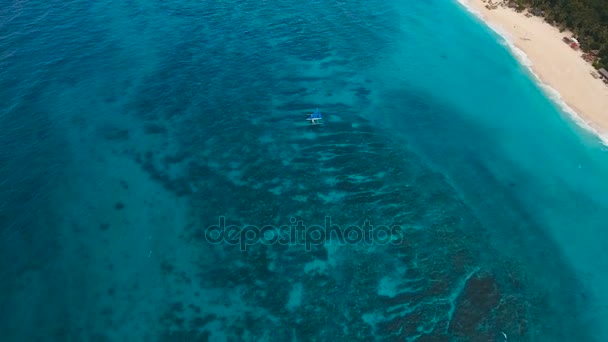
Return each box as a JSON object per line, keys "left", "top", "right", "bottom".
{"left": 2, "top": 0, "right": 608, "bottom": 341}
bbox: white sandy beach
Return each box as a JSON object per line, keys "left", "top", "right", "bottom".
{"left": 458, "top": 3, "right": 608, "bottom": 339}
{"left": 461, "top": 0, "right": 608, "bottom": 141}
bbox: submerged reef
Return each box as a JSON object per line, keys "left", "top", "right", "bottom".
{"left": 130, "top": 92, "right": 541, "bottom": 340}
{"left": 112, "top": 2, "right": 578, "bottom": 338}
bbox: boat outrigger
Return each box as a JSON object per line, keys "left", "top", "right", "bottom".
{"left": 307, "top": 108, "right": 323, "bottom": 125}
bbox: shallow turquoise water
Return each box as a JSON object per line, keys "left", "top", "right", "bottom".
{"left": 1, "top": 0, "right": 608, "bottom": 340}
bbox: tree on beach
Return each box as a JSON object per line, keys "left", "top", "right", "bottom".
{"left": 520, "top": 0, "right": 608, "bottom": 69}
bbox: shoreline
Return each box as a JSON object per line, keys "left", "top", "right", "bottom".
{"left": 456, "top": 0, "right": 608, "bottom": 145}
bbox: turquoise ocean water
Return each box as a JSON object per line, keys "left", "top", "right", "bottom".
{"left": 2, "top": 0, "right": 608, "bottom": 340}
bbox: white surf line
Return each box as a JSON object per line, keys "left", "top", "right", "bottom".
{"left": 455, "top": 0, "right": 608, "bottom": 146}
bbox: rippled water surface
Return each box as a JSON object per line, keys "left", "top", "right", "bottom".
{"left": 2, "top": 0, "right": 608, "bottom": 341}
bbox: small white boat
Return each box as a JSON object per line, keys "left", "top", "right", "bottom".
{"left": 307, "top": 108, "right": 323, "bottom": 125}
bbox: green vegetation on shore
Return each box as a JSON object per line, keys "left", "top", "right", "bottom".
{"left": 516, "top": 0, "right": 608, "bottom": 69}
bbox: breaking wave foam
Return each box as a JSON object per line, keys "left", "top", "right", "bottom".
{"left": 455, "top": 0, "right": 608, "bottom": 146}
